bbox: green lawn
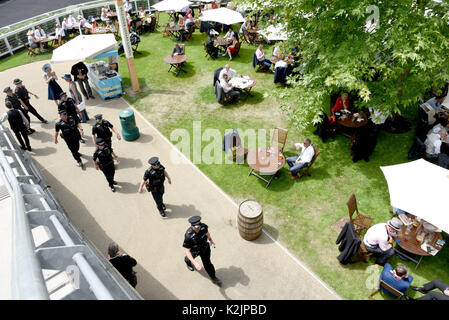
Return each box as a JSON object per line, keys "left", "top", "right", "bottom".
{"left": 1, "top": 12, "right": 448, "bottom": 300}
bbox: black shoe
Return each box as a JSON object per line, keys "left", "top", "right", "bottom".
{"left": 211, "top": 277, "right": 222, "bottom": 286}
{"left": 84, "top": 95, "right": 89, "bottom": 100}
{"left": 111, "top": 186, "right": 116, "bottom": 192}
{"left": 27, "top": 130, "right": 34, "bottom": 135}
{"left": 159, "top": 210, "right": 167, "bottom": 217}
{"left": 404, "top": 295, "right": 415, "bottom": 300}
{"left": 113, "top": 181, "right": 118, "bottom": 185}
{"left": 20, "top": 146, "right": 26, "bottom": 150}
{"left": 186, "top": 264, "right": 194, "bottom": 272}
{"left": 79, "top": 139, "right": 85, "bottom": 144}
{"left": 77, "top": 161, "right": 83, "bottom": 167}
{"left": 89, "top": 95, "right": 95, "bottom": 99}
{"left": 27, "top": 146, "right": 32, "bottom": 152}
{"left": 411, "top": 286, "right": 427, "bottom": 294}
{"left": 162, "top": 203, "right": 166, "bottom": 211}
{"left": 41, "top": 120, "right": 48, "bottom": 124}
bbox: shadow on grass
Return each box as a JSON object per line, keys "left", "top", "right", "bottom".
{"left": 134, "top": 49, "right": 150, "bottom": 58}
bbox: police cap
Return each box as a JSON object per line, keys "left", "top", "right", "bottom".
{"left": 59, "top": 92, "right": 67, "bottom": 98}
{"left": 13, "top": 79, "right": 22, "bottom": 85}
{"left": 58, "top": 109, "right": 67, "bottom": 115}
{"left": 3, "top": 87, "right": 12, "bottom": 93}
{"left": 94, "top": 114, "right": 103, "bottom": 121}
{"left": 188, "top": 216, "right": 201, "bottom": 226}
{"left": 96, "top": 138, "right": 105, "bottom": 146}
{"left": 148, "top": 156, "right": 160, "bottom": 165}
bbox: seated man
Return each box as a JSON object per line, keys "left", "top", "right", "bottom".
{"left": 427, "top": 118, "right": 449, "bottom": 136}
{"left": 219, "top": 64, "right": 236, "bottom": 82}
{"left": 379, "top": 263, "right": 413, "bottom": 297}
{"left": 412, "top": 280, "right": 449, "bottom": 300}
{"left": 272, "top": 44, "right": 282, "bottom": 58}
{"left": 224, "top": 26, "right": 234, "bottom": 42}
{"left": 424, "top": 128, "right": 448, "bottom": 159}
{"left": 34, "top": 26, "right": 46, "bottom": 40}
{"left": 425, "top": 94, "right": 446, "bottom": 112}
{"left": 286, "top": 138, "right": 315, "bottom": 180}
{"left": 363, "top": 218, "right": 403, "bottom": 266}
{"left": 205, "top": 33, "right": 219, "bottom": 58}
{"left": 219, "top": 74, "right": 240, "bottom": 102}
{"left": 255, "top": 45, "right": 272, "bottom": 70}
{"left": 172, "top": 43, "right": 184, "bottom": 56}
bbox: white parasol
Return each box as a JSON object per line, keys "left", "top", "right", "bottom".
{"left": 152, "top": 0, "right": 193, "bottom": 12}
{"left": 380, "top": 159, "right": 449, "bottom": 233}
{"left": 199, "top": 8, "right": 245, "bottom": 25}
{"left": 259, "top": 23, "right": 288, "bottom": 41}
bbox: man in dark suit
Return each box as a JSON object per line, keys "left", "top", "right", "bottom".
{"left": 70, "top": 61, "right": 95, "bottom": 100}
{"left": 108, "top": 243, "right": 138, "bottom": 287}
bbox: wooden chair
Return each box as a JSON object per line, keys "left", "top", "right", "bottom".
{"left": 349, "top": 240, "right": 373, "bottom": 264}
{"left": 299, "top": 144, "right": 320, "bottom": 177}
{"left": 347, "top": 194, "right": 373, "bottom": 236}
{"left": 202, "top": 41, "right": 215, "bottom": 60}
{"left": 25, "top": 43, "right": 39, "bottom": 57}
{"left": 134, "top": 20, "right": 143, "bottom": 35}
{"left": 184, "top": 25, "right": 195, "bottom": 41}
{"left": 230, "top": 41, "right": 241, "bottom": 58}
{"left": 369, "top": 280, "right": 405, "bottom": 300}
{"left": 270, "top": 127, "right": 288, "bottom": 152}
{"left": 230, "top": 135, "right": 248, "bottom": 162}
{"left": 154, "top": 11, "right": 160, "bottom": 29}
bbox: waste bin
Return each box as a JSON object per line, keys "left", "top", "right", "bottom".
{"left": 119, "top": 109, "right": 140, "bottom": 141}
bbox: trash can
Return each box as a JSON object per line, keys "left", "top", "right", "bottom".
{"left": 119, "top": 109, "right": 140, "bottom": 141}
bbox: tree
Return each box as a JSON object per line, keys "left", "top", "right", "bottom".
{"left": 234, "top": 0, "right": 449, "bottom": 128}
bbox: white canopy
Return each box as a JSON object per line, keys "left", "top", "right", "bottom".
{"left": 259, "top": 24, "right": 288, "bottom": 41}
{"left": 199, "top": 8, "right": 245, "bottom": 25}
{"left": 50, "top": 34, "right": 117, "bottom": 63}
{"left": 380, "top": 159, "right": 449, "bottom": 233}
{"left": 152, "top": 0, "right": 193, "bottom": 12}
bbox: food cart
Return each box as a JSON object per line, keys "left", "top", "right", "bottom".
{"left": 50, "top": 34, "right": 122, "bottom": 100}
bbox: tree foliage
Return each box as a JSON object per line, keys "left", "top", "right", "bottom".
{"left": 234, "top": 0, "right": 449, "bottom": 128}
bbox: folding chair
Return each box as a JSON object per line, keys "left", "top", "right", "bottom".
{"left": 25, "top": 43, "right": 39, "bottom": 57}
{"left": 299, "top": 144, "right": 320, "bottom": 177}
{"left": 369, "top": 280, "right": 406, "bottom": 300}
{"left": 270, "top": 127, "right": 288, "bottom": 152}
{"left": 347, "top": 194, "right": 373, "bottom": 236}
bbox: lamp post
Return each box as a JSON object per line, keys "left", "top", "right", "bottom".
{"left": 115, "top": 0, "right": 140, "bottom": 92}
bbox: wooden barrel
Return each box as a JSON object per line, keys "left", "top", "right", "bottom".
{"left": 238, "top": 200, "right": 263, "bottom": 240}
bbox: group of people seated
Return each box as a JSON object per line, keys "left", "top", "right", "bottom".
{"left": 205, "top": 27, "right": 240, "bottom": 61}
{"left": 217, "top": 64, "right": 240, "bottom": 103}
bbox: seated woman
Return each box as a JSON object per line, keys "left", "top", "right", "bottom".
{"left": 54, "top": 24, "right": 66, "bottom": 46}
{"left": 178, "top": 16, "right": 189, "bottom": 41}
{"left": 330, "top": 92, "right": 350, "bottom": 123}
{"left": 27, "top": 30, "right": 44, "bottom": 52}
{"left": 100, "top": 8, "right": 109, "bottom": 24}
{"left": 223, "top": 35, "right": 240, "bottom": 61}
{"left": 171, "top": 43, "right": 184, "bottom": 56}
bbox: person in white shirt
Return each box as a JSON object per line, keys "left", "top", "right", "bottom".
{"left": 219, "top": 74, "right": 240, "bottom": 102}
{"left": 224, "top": 27, "right": 234, "bottom": 42}
{"left": 286, "top": 139, "right": 315, "bottom": 179}
{"left": 427, "top": 119, "right": 449, "bottom": 136}
{"left": 255, "top": 44, "right": 272, "bottom": 69}
{"left": 68, "top": 15, "right": 77, "bottom": 25}
{"left": 34, "top": 26, "right": 46, "bottom": 40}
{"left": 272, "top": 44, "right": 282, "bottom": 57}
{"left": 219, "top": 64, "right": 236, "bottom": 82}
{"left": 369, "top": 106, "right": 389, "bottom": 133}
{"left": 101, "top": 8, "right": 109, "bottom": 23}
{"left": 425, "top": 95, "right": 446, "bottom": 112}
{"left": 363, "top": 218, "right": 403, "bottom": 266}
{"left": 124, "top": 0, "right": 133, "bottom": 13}
{"left": 425, "top": 128, "right": 448, "bottom": 159}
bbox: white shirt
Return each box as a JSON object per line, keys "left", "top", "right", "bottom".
{"left": 272, "top": 46, "right": 281, "bottom": 56}
{"left": 62, "top": 20, "right": 69, "bottom": 30}
{"left": 224, "top": 30, "right": 233, "bottom": 41}
{"left": 425, "top": 133, "right": 443, "bottom": 155}
{"left": 34, "top": 29, "right": 45, "bottom": 39}
{"left": 295, "top": 143, "right": 315, "bottom": 164}
{"left": 256, "top": 48, "right": 265, "bottom": 61}
{"left": 55, "top": 27, "right": 65, "bottom": 37}
{"left": 369, "top": 107, "right": 388, "bottom": 125}
{"left": 364, "top": 223, "right": 392, "bottom": 252}
{"left": 275, "top": 60, "right": 287, "bottom": 69}
{"left": 68, "top": 16, "right": 76, "bottom": 25}
{"left": 124, "top": 1, "right": 133, "bottom": 12}
{"left": 219, "top": 68, "right": 236, "bottom": 82}
{"left": 219, "top": 78, "right": 234, "bottom": 93}
{"left": 0, "top": 110, "right": 30, "bottom": 128}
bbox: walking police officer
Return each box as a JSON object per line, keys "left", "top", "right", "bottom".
{"left": 138, "top": 157, "right": 171, "bottom": 217}
{"left": 58, "top": 92, "right": 85, "bottom": 143}
{"left": 13, "top": 78, "right": 48, "bottom": 124}
{"left": 0, "top": 101, "right": 31, "bottom": 151}
{"left": 183, "top": 216, "right": 222, "bottom": 286}
{"left": 54, "top": 110, "right": 84, "bottom": 167}
{"left": 4, "top": 86, "right": 34, "bottom": 134}
{"left": 93, "top": 137, "right": 117, "bottom": 192}
{"left": 92, "top": 114, "right": 121, "bottom": 161}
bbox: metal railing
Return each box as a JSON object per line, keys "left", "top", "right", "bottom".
{"left": 0, "top": 124, "right": 142, "bottom": 300}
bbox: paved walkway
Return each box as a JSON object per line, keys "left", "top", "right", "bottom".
{"left": 0, "top": 60, "right": 340, "bottom": 300}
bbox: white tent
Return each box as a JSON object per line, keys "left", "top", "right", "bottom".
{"left": 50, "top": 34, "right": 117, "bottom": 63}
{"left": 259, "top": 23, "right": 288, "bottom": 41}
{"left": 380, "top": 159, "right": 449, "bottom": 233}
{"left": 199, "top": 8, "right": 245, "bottom": 25}
{"left": 152, "top": 0, "right": 193, "bottom": 12}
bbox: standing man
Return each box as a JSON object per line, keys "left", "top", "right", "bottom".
{"left": 4, "top": 86, "right": 34, "bottom": 134}
{"left": 58, "top": 92, "right": 85, "bottom": 143}
{"left": 286, "top": 138, "right": 315, "bottom": 180}
{"left": 108, "top": 242, "right": 138, "bottom": 288}
{"left": 70, "top": 61, "right": 95, "bottom": 100}
{"left": 91, "top": 114, "right": 121, "bottom": 162}
{"left": 0, "top": 101, "right": 31, "bottom": 151}
{"left": 138, "top": 157, "right": 171, "bottom": 217}
{"left": 183, "top": 216, "right": 222, "bottom": 286}
{"left": 54, "top": 110, "right": 84, "bottom": 167}
{"left": 13, "top": 79, "right": 48, "bottom": 124}
{"left": 93, "top": 138, "right": 117, "bottom": 192}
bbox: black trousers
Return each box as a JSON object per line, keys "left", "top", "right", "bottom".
{"left": 184, "top": 245, "right": 216, "bottom": 279}
{"left": 100, "top": 162, "right": 115, "bottom": 187}
{"left": 17, "top": 107, "right": 31, "bottom": 123}
{"left": 23, "top": 100, "right": 45, "bottom": 122}
{"left": 77, "top": 78, "right": 93, "bottom": 98}
{"left": 64, "top": 137, "right": 81, "bottom": 162}
{"left": 13, "top": 127, "right": 30, "bottom": 148}
{"left": 417, "top": 280, "right": 449, "bottom": 300}
{"left": 365, "top": 245, "right": 394, "bottom": 266}
{"left": 151, "top": 185, "right": 164, "bottom": 211}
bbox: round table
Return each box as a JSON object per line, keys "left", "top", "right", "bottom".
{"left": 247, "top": 145, "right": 285, "bottom": 187}
{"left": 164, "top": 55, "right": 187, "bottom": 76}
{"left": 335, "top": 111, "right": 368, "bottom": 128}
{"left": 228, "top": 76, "right": 256, "bottom": 99}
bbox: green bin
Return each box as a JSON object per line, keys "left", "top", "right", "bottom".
{"left": 119, "top": 109, "right": 140, "bottom": 141}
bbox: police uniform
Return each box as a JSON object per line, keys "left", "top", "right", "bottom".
{"left": 4, "top": 87, "right": 31, "bottom": 124}
{"left": 13, "top": 79, "right": 47, "bottom": 123}
{"left": 92, "top": 115, "right": 114, "bottom": 149}
{"left": 143, "top": 157, "right": 167, "bottom": 216}
{"left": 183, "top": 216, "right": 221, "bottom": 285}
{"left": 93, "top": 138, "right": 116, "bottom": 191}
{"left": 2, "top": 108, "right": 30, "bottom": 150}
{"left": 55, "top": 112, "right": 82, "bottom": 164}
{"left": 58, "top": 95, "right": 80, "bottom": 124}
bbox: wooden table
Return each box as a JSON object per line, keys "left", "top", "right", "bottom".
{"left": 90, "top": 27, "right": 111, "bottom": 34}
{"left": 229, "top": 76, "right": 256, "bottom": 99}
{"left": 166, "top": 24, "right": 183, "bottom": 40}
{"left": 214, "top": 37, "right": 230, "bottom": 54}
{"left": 164, "top": 54, "right": 187, "bottom": 76}
{"left": 335, "top": 111, "right": 368, "bottom": 138}
{"left": 270, "top": 56, "right": 294, "bottom": 65}
{"left": 40, "top": 36, "right": 58, "bottom": 48}
{"left": 395, "top": 214, "right": 444, "bottom": 270}
{"left": 246, "top": 28, "right": 262, "bottom": 44}
{"left": 247, "top": 145, "right": 285, "bottom": 188}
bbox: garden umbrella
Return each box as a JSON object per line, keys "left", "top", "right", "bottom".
{"left": 199, "top": 8, "right": 245, "bottom": 25}
{"left": 50, "top": 34, "right": 117, "bottom": 63}
{"left": 152, "top": 0, "right": 193, "bottom": 12}
{"left": 380, "top": 159, "right": 449, "bottom": 233}
{"left": 259, "top": 23, "right": 288, "bottom": 41}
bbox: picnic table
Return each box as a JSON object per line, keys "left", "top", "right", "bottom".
{"left": 246, "top": 27, "right": 262, "bottom": 44}
{"left": 214, "top": 37, "right": 231, "bottom": 54}
{"left": 270, "top": 55, "right": 294, "bottom": 65}
{"left": 166, "top": 24, "right": 183, "bottom": 40}
{"left": 40, "top": 35, "right": 58, "bottom": 48}
{"left": 247, "top": 145, "right": 285, "bottom": 188}
{"left": 164, "top": 54, "right": 187, "bottom": 76}
{"left": 229, "top": 76, "right": 256, "bottom": 99}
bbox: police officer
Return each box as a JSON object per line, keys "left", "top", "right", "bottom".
{"left": 58, "top": 92, "right": 85, "bottom": 143}
{"left": 4, "top": 86, "right": 33, "bottom": 134}
{"left": 93, "top": 137, "right": 118, "bottom": 192}
{"left": 13, "top": 78, "right": 48, "bottom": 124}
{"left": 91, "top": 114, "right": 121, "bottom": 162}
{"left": 138, "top": 157, "right": 172, "bottom": 217}
{"left": 183, "top": 216, "right": 222, "bottom": 286}
{"left": 54, "top": 110, "right": 84, "bottom": 167}
{"left": 0, "top": 101, "right": 31, "bottom": 151}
